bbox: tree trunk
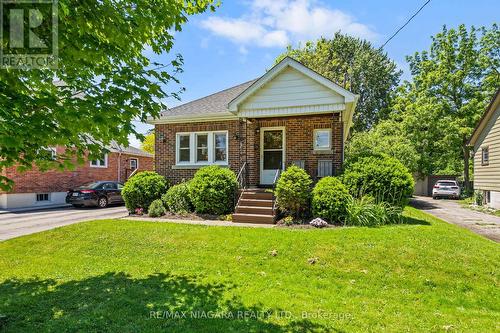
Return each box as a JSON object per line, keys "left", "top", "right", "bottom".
{"left": 463, "top": 142, "right": 471, "bottom": 191}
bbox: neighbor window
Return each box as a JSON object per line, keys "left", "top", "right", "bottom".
{"left": 39, "top": 147, "right": 57, "bottom": 160}
{"left": 130, "top": 158, "right": 138, "bottom": 170}
{"left": 176, "top": 131, "right": 228, "bottom": 165}
{"left": 36, "top": 193, "right": 50, "bottom": 202}
{"left": 482, "top": 147, "right": 489, "bottom": 166}
{"left": 90, "top": 153, "right": 108, "bottom": 168}
{"left": 314, "top": 129, "right": 332, "bottom": 150}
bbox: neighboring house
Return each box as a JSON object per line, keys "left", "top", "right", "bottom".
{"left": 468, "top": 88, "right": 500, "bottom": 208}
{"left": 0, "top": 142, "right": 153, "bottom": 209}
{"left": 150, "top": 57, "right": 358, "bottom": 223}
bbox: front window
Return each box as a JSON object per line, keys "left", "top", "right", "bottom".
{"left": 176, "top": 131, "right": 228, "bottom": 165}
{"left": 482, "top": 147, "right": 489, "bottom": 166}
{"left": 178, "top": 134, "right": 191, "bottom": 162}
{"left": 196, "top": 133, "right": 209, "bottom": 162}
{"left": 90, "top": 153, "right": 108, "bottom": 168}
{"left": 214, "top": 132, "right": 227, "bottom": 162}
{"left": 314, "top": 129, "right": 332, "bottom": 150}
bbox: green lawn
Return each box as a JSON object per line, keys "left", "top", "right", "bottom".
{"left": 0, "top": 207, "right": 498, "bottom": 332}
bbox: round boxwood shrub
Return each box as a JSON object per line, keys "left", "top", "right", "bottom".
{"left": 162, "top": 182, "right": 192, "bottom": 214}
{"left": 148, "top": 199, "right": 166, "bottom": 217}
{"left": 188, "top": 166, "right": 238, "bottom": 215}
{"left": 312, "top": 177, "right": 351, "bottom": 223}
{"left": 342, "top": 155, "right": 414, "bottom": 206}
{"left": 122, "top": 171, "right": 169, "bottom": 213}
{"left": 274, "top": 165, "right": 312, "bottom": 217}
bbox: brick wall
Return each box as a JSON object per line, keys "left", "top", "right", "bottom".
{"left": 155, "top": 113, "right": 343, "bottom": 186}
{"left": 1, "top": 148, "right": 154, "bottom": 194}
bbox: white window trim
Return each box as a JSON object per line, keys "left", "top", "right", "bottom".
{"left": 90, "top": 153, "right": 108, "bottom": 168}
{"left": 175, "top": 131, "right": 229, "bottom": 166}
{"left": 130, "top": 157, "right": 139, "bottom": 170}
{"left": 313, "top": 129, "right": 332, "bottom": 150}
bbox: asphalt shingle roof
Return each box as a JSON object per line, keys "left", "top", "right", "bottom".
{"left": 108, "top": 140, "right": 153, "bottom": 157}
{"left": 160, "top": 79, "right": 257, "bottom": 118}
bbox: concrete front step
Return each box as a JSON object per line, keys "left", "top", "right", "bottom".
{"left": 236, "top": 205, "right": 273, "bottom": 215}
{"left": 232, "top": 213, "right": 274, "bottom": 224}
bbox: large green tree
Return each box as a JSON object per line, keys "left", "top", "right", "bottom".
{"left": 276, "top": 32, "right": 401, "bottom": 132}
{"left": 393, "top": 24, "right": 499, "bottom": 187}
{"left": 346, "top": 120, "right": 419, "bottom": 174}
{"left": 0, "top": 0, "right": 217, "bottom": 190}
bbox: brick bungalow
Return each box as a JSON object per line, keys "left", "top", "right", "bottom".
{"left": 150, "top": 57, "right": 358, "bottom": 223}
{"left": 0, "top": 142, "right": 153, "bottom": 209}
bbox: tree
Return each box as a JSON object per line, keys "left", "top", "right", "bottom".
{"left": 276, "top": 33, "right": 401, "bottom": 131}
{"left": 346, "top": 120, "right": 419, "bottom": 174}
{"left": 0, "top": 0, "right": 217, "bottom": 190}
{"left": 141, "top": 132, "right": 155, "bottom": 155}
{"left": 393, "top": 24, "right": 499, "bottom": 187}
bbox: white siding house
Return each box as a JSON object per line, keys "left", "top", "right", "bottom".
{"left": 469, "top": 89, "right": 500, "bottom": 208}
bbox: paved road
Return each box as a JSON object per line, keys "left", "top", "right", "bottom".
{"left": 411, "top": 196, "right": 500, "bottom": 242}
{"left": 0, "top": 205, "right": 128, "bottom": 241}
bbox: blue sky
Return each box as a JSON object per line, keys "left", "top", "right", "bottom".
{"left": 130, "top": 0, "right": 499, "bottom": 147}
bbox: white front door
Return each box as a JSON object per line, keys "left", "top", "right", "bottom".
{"left": 260, "top": 127, "right": 285, "bottom": 185}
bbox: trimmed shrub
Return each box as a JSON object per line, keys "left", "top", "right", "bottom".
{"left": 345, "top": 196, "right": 403, "bottom": 227}
{"left": 275, "top": 165, "right": 312, "bottom": 217}
{"left": 342, "top": 155, "right": 414, "bottom": 206}
{"left": 188, "top": 166, "right": 238, "bottom": 215}
{"left": 122, "top": 171, "right": 169, "bottom": 213}
{"left": 148, "top": 199, "right": 166, "bottom": 217}
{"left": 311, "top": 177, "right": 350, "bottom": 223}
{"left": 162, "top": 182, "right": 192, "bottom": 213}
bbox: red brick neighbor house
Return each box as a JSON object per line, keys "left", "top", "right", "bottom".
{"left": 150, "top": 57, "right": 358, "bottom": 223}
{"left": 0, "top": 142, "right": 153, "bottom": 209}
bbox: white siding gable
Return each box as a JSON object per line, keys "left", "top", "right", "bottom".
{"left": 239, "top": 67, "right": 345, "bottom": 112}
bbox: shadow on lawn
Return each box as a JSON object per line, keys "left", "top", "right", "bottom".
{"left": 0, "top": 272, "right": 336, "bottom": 333}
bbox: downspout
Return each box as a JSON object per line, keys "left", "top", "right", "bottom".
{"left": 117, "top": 148, "right": 123, "bottom": 182}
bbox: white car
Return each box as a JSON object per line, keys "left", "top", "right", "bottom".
{"left": 432, "top": 180, "right": 461, "bottom": 199}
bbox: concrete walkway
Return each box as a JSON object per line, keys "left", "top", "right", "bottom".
{"left": 411, "top": 196, "right": 500, "bottom": 242}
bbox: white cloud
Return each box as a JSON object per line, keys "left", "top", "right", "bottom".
{"left": 200, "top": 0, "right": 377, "bottom": 52}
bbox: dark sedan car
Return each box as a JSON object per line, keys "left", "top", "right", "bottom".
{"left": 66, "top": 181, "right": 124, "bottom": 208}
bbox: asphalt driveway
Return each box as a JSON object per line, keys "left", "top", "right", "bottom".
{"left": 0, "top": 205, "right": 128, "bottom": 241}
{"left": 411, "top": 196, "right": 500, "bottom": 242}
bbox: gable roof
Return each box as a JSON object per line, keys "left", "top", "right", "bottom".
{"left": 228, "top": 57, "right": 357, "bottom": 112}
{"left": 148, "top": 57, "right": 358, "bottom": 128}
{"left": 468, "top": 88, "right": 500, "bottom": 147}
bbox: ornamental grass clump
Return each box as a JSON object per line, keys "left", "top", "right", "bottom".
{"left": 345, "top": 196, "right": 403, "bottom": 227}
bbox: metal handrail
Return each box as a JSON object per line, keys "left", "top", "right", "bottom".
{"left": 234, "top": 162, "right": 248, "bottom": 208}
{"left": 271, "top": 168, "right": 281, "bottom": 218}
